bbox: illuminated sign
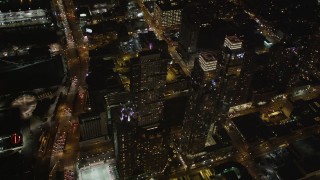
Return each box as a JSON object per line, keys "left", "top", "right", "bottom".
{"left": 11, "top": 134, "right": 21, "bottom": 145}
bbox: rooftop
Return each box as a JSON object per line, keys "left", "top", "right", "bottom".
{"left": 290, "top": 135, "right": 320, "bottom": 174}
{"left": 89, "top": 42, "right": 120, "bottom": 58}
{"left": 225, "top": 35, "right": 242, "bottom": 44}
{"left": 291, "top": 98, "right": 320, "bottom": 125}
{"left": 199, "top": 51, "right": 218, "bottom": 63}
{"left": 173, "top": 161, "right": 253, "bottom": 180}
{"left": 87, "top": 70, "right": 123, "bottom": 91}
{"left": 79, "top": 112, "right": 100, "bottom": 123}
{"left": 166, "top": 63, "right": 188, "bottom": 83}
{"left": 232, "top": 112, "right": 274, "bottom": 143}
{"left": 78, "top": 161, "right": 118, "bottom": 180}
{"left": 0, "top": 9, "right": 52, "bottom": 28}
{"left": 84, "top": 21, "right": 118, "bottom": 34}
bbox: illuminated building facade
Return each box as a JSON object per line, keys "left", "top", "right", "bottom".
{"left": 114, "top": 106, "right": 137, "bottom": 179}
{"left": 219, "top": 35, "right": 245, "bottom": 107}
{"left": 130, "top": 49, "right": 169, "bottom": 174}
{"left": 180, "top": 51, "right": 221, "bottom": 157}
{"left": 130, "top": 50, "right": 167, "bottom": 127}
{"left": 114, "top": 107, "right": 169, "bottom": 178}
{"left": 135, "top": 126, "right": 169, "bottom": 174}
{"left": 154, "top": 2, "right": 182, "bottom": 27}
{"left": 115, "top": 49, "right": 169, "bottom": 177}
{"left": 198, "top": 52, "right": 218, "bottom": 82}
{"left": 223, "top": 35, "right": 242, "bottom": 50}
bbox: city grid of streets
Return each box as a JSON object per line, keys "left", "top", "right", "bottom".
{"left": 7, "top": 0, "right": 319, "bottom": 179}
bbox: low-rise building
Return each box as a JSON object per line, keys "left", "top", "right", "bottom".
{"left": 79, "top": 112, "right": 108, "bottom": 147}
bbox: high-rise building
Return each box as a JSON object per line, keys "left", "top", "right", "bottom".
{"left": 197, "top": 52, "right": 219, "bottom": 83}
{"left": 154, "top": 1, "right": 183, "bottom": 27}
{"left": 130, "top": 49, "right": 169, "bottom": 174}
{"left": 135, "top": 125, "right": 169, "bottom": 174}
{"left": 177, "top": 3, "right": 215, "bottom": 62}
{"left": 180, "top": 51, "right": 221, "bottom": 157}
{"left": 130, "top": 50, "right": 167, "bottom": 127}
{"left": 219, "top": 35, "right": 245, "bottom": 107}
{"left": 114, "top": 106, "right": 137, "bottom": 179}
{"left": 115, "top": 49, "right": 169, "bottom": 178}
{"left": 222, "top": 35, "right": 244, "bottom": 76}
{"left": 177, "top": 2, "right": 236, "bottom": 63}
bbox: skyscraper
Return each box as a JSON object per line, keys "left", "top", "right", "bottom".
{"left": 115, "top": 49, "right": 169, "bottom": 178}
{"left": 114, "top": 106, "right": 137, "bottom": 178}
{"left": 177, "top": 1, "right": 237, "bottom": 64}
{"left": 179, "top": 36, "right": 246, "bottom": 158}
{"left": 219, "top": 35, "right": 245, "bottom": 108}
{"left": 177, "top": 3, "right": 217, "bottom": 62}
{"left": 154, "top": 1, "right": 183, "bottom": 28}
{"left": 180, "top": 51, "right": 221, "bottom": 157}
{"left": 130, "top": 49, "right": 169, "bottom": 174}
{"left": 135, "top": 125, "right": 169, "bottom": 174}
{"left": 130, "top": 50, "right": 167, "bottom": 127}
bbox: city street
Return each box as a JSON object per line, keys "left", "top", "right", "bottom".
{"left": 45, "top": 0, "right": 89, "bottom": 178}
{"left": 39, "top": 0, "right": 320, "bottom": 179}
{"left": 1, "top": 0, "right": 318, "bottom": 179}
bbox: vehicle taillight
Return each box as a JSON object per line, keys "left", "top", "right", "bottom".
{"left": 11, "top": 133, "right": 22, "bottom": 145}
